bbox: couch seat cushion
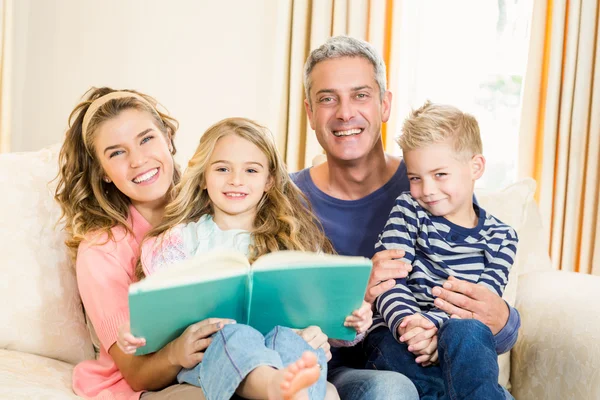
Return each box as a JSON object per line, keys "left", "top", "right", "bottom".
{"left": 0, "top": 349, "right": 81, "bottom": 399}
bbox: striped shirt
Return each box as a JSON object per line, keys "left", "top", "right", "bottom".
{"left": 372, "top": 192, "right": 518, "bottom": 340}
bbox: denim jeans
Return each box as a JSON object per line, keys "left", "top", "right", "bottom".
{"left": 364, "top": 319, "right": 514, "bottom": 400}
{"left": 327, "top": 343, "right": 419, "bottom": 400}
{"left": 177, "top": 324, "right": 327, "bottom": 400}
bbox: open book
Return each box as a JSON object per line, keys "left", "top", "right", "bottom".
{"left": 129, "top": 250, "right": 372, "bottom": 355}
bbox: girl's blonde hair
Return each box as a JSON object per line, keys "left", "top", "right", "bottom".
{"left": 54, "top": 87, "right": 181, "bottom": 260}
{"left": 399, "top": 100, "right": 482, "bottom": 160}
{"left": 136, "top": 117, "right": 334, "bottom": 279}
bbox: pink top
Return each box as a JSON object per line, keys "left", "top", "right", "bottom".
{"left": 72, "top": 205, "right": 151, "bottom": 400}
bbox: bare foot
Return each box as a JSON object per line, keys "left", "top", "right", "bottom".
{"left": 268, "top": 351, "right": 320, "bottom": 400}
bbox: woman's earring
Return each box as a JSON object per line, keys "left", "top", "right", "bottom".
{"left": 103, "top": 177, "right": 111, "bottom": 183}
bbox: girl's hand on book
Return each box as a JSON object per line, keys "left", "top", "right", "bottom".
{"left": 167, "top": 318, "right": 236, "bottom": 369}
{"left": 117, "top": 322, "right": 146, "bottom": 355}
{"left": 294, "top": 326, "right": 332, "bottom": 361}
{"left": 344, "top": 301, "right": 373, "bottom": 334}
{"left": 365, "top": 250, "right": 412, "bottom": 304}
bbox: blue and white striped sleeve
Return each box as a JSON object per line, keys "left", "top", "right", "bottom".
{"left": 478, "top": 227, "right": 518, "bottom": 297}
{"left": 374, "top": 193, "right": 420, "bottom": 341}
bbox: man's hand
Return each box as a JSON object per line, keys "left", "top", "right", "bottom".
{"left": 294, "top": 326, "right": 332, "bottom": 361}
{"left": 365, "top": 249, "right": 412, "bottom": 304}
{"left": 432, "top": 276, "right": 509, "bottom": 335}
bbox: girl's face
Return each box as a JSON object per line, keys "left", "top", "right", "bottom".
{"left": 94, "top": 109, "right": 175, "bottom": 216}
{"left": 205, "top": 134, "right": 273, "bottom": 230}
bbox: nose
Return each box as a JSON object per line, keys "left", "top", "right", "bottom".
{"left": 422, "top": 178, "right": 436, "bottom": 197}
{"left": 335, "top": 98, "right": 355, "bottom": 122}
{"left": 129, "top": 147, "right": 147, "bottom": 168}
{"left": 228, "top": 169, "right": 243, "bottom": 186}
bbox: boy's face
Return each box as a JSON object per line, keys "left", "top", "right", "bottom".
{"left": 404, "top": 140, "right": 485, "bottom": 226}
{"left": 304, "top": 56, "right": 392, "bottom": 163}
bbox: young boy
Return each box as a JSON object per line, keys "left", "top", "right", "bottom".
{"left": 369, "top": 101, "right": 518, "bottom": 399}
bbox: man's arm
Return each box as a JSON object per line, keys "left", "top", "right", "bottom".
{"left": 432, "top": 276, "right": 521, "bottom": 354}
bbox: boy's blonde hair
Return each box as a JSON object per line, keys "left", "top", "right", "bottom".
{"left": 54, "top": 87, "right": 181, "bottom": 260}
{"left": 398, "top": 101, "right": 482, "bottom": 160}
{"left": 136, "top": 117, "right": 334, "bottom": 280}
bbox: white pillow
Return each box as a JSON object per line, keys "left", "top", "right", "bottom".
{"left": 475, "top": 178, "right": 542, "bottom": 389}
{"left": 0, "top": 145, "right": 94, "bottom": 365}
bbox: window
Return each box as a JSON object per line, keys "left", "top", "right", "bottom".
{"left": 392, "top": 0, "right": 533, "bottom": 189}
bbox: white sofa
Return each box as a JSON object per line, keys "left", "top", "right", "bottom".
{"left": 1, "top": 145, "right": 599, "bottom": 399}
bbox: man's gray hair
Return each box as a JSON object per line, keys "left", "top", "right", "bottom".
{"left": 303, "top": 36, "right": 387, "bottom": 108}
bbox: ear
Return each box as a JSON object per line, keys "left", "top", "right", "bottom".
{"left": 304, "top": 98, "right": 316, "bottom": 130}
{"left": 470, "top": 154, "right": 486, "bottom": 180}
{"left": 265, "top": 175, "right": 275, "bottom": 192}
{"left": 381, "top": 91, "right": 393, "bottom": 123}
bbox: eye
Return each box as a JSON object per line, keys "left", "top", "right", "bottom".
{"left": 435, "top": 173, "right": 448, "bottom": 178}
{"left": 216, "top": 167, "right": 229, "bottom": 172}
{"left": 246, "top": 168, "right": 258, "bottom": 173}
{"left": 141, "top": 135, "right": 154, "bottom": 145}
{"left": 409, "top": 177, "right": 420, "bottom": 182}
{"left": 109, "top": 150, "right": 124, "bottom": 158}
{"left": 319, "top": 96, "right": 334, "bottom": 103}
{"left": 356, "top": 93, "right": 368, "bottom": 99}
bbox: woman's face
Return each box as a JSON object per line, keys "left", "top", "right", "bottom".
{"left": 94, "top": 109, "right": 175, "bottom": 214}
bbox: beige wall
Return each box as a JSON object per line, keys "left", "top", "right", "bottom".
{"left": 10, "top": 0, "right": 290, "bottom": 164}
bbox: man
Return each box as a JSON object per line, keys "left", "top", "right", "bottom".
{"left": 291, "top": 36, "right": 520, "bottom": 399}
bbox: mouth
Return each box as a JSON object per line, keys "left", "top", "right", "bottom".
{"left": 332, "top": 128, "right": 363, "bottom": 137}
{"left": 132, "top": 168, "right": 159, "bottom": 184}
{"left": 424, "top": 199, "right": 444, "bottom": 206}
{"left": 223, "top": 192, "right": 248, "bottom": 199}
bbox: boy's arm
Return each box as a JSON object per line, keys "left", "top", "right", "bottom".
{"left": 374, "top": 194, "right": 420, "bottom": 341}
{"left": 477, "top": 227, "right": 519, "bottom": 297}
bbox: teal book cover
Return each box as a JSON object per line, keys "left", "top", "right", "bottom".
{"left": 129, "top": 250, "right": 372, "bottom": 355}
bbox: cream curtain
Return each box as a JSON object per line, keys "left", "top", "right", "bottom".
{"left": 0, "top": 0, "right": 12, "bottom": 153}
{"left": 274, "top": 0, "right": 399, "bottom": 172}
{"left": 519, "top": 0, "right": 600, "bottom": 275}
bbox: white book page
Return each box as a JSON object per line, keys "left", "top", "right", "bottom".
{"left": 131, "top": 250, "right": 250, "bottom": 292}
{"left": 252, "top": 250, "right": 371, "bottom": 271}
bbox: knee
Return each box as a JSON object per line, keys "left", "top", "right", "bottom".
{"left": 439, "top": 319, "right": 494, "bottom": 347}
{"left": 218, "top": 323, "right": 262, "bottom": 341}
{"left": 360, "top": 371, "right": 419, "bottom": 400}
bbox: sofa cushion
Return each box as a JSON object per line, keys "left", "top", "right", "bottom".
{"left": 0, "top": 349, "right": 80, "bottom": 399}
{"left": 475, "top": 177, "right": 548, "bottom": 389}
{"left": 0, "top": 145, "right": 94, "bottom": 365}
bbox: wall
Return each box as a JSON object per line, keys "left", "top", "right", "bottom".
{"left": 10, "top": 0, "right": 290, "bottom": 164}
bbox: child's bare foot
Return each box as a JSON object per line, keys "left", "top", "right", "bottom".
{"left": 268, "top": 351, "right": 320, "bottom": 400}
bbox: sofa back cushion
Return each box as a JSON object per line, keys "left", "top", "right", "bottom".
{"left": 0, "top": 145, "right": 95, "bottom": 365}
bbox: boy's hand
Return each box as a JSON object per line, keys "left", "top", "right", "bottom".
{"left": 397, "top": 314, "right": 438, "bottom": 365}
{"left": 117, "top": 322, "right": 146, "bottom": 355}
{"left": 344, "top": 300, "right": 373, "bottom": 334}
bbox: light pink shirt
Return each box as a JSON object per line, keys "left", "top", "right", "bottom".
{"left": 72, "top": 205, "right": 150, "bottom": 400}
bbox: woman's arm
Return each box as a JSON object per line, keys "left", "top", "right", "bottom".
{"left": 110, "top": 319, "right": 229, "bottom": 391}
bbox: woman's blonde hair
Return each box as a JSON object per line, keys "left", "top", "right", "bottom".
{"left": 136, "top": 117, "right": 334, "bottom": 279}
{"left": 399, "top": 100, "right": 482, "bottom": 160}
{"left": 54, "top": 87, "right": 181, "bottom": 260}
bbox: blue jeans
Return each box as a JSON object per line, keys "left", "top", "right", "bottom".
{"left": 364, "top": 319, "right": 514, "bottom": 400}
{"left": 327, "top": 344, "right": 419, "bottom": 400}
{"left": 177, "top": 324, "right": 327, "bottom": 400}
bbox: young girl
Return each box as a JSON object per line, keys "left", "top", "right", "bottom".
{"left": 118, "top": 118, "right": 373, "bottom": 400}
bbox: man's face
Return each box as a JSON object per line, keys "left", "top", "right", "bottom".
{"left": 305, "top": 56, "right": 391, "bottom": 163}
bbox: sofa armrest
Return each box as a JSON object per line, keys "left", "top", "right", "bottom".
{"left": 511, "top": 270, "right": 600, "bottom": 399}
